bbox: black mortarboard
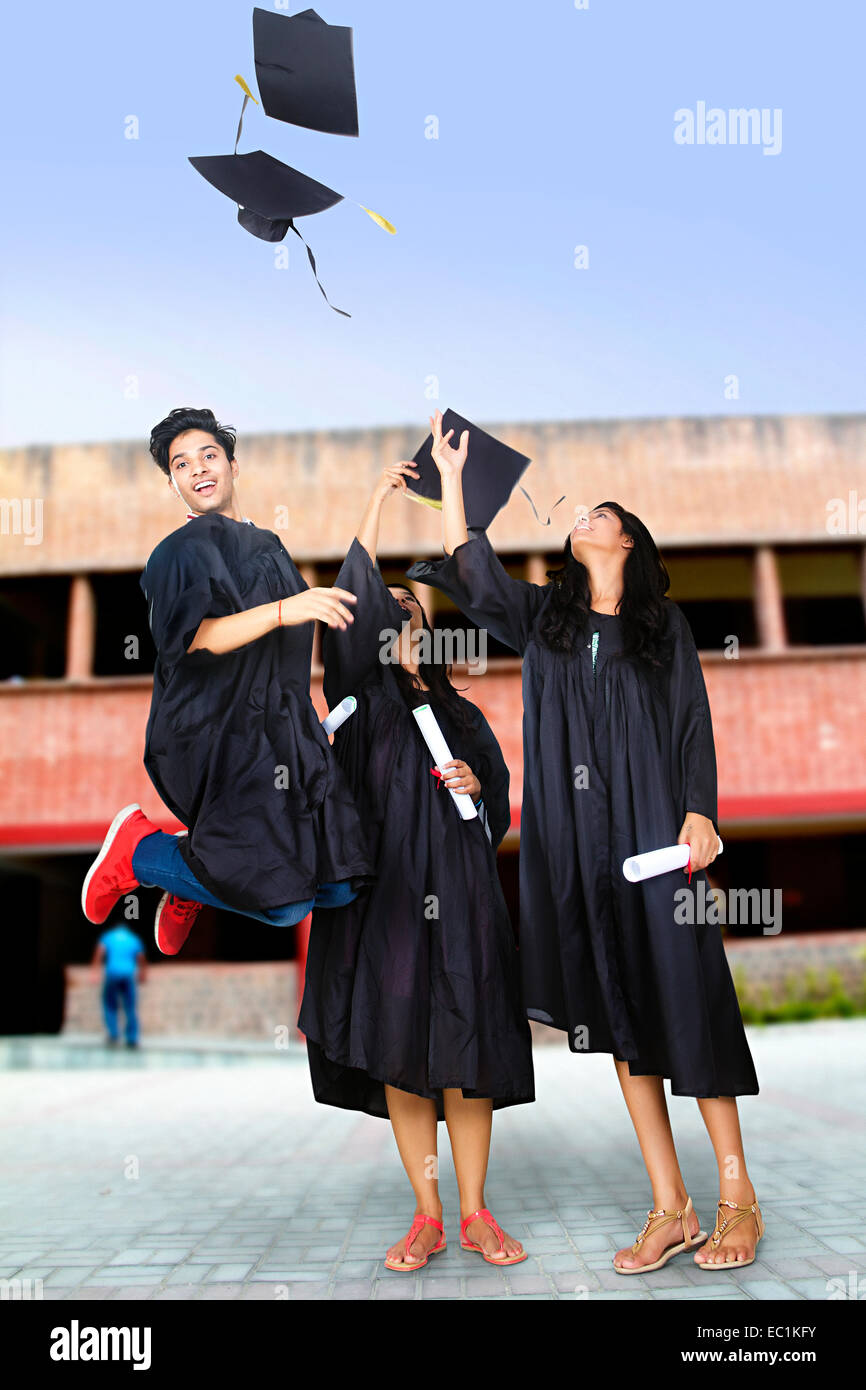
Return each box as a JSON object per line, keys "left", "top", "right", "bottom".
{"left": 253, "top": 7, "right": 359, "bottom": 137}
{"left": 407, "top": 410, "right": 532, "bottom": 530}
{"left": 188, "top": 150, "right": 344, "bottom": 241}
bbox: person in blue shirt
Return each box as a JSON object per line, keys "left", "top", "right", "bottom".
{"left": 90, "top": 920, "right": 148, "bottom": 1047}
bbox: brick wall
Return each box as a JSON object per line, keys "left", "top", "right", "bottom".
{"left": 3, "top": 654, "right": 865, "bottom": 843}
{"left": 64, "top": 962, "right": 298, "bottom": 1043}
{"left": 2, "top": 413, "right": 865, "bottom": 577}
{"left": 63, "top": 931, "right": 866, "bottom": 1042}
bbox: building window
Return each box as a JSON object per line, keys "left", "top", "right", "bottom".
{"left": 0, "top": 577, "right": 70, "bottom": 681}
{"left": 777, "top": 547, "right": 866, "bottom": 646}
{"left": 91, "top": 573, "right": 157, "bottom": 675}
{"left": 665, "top": 550, "right": 758, "bottom": 651}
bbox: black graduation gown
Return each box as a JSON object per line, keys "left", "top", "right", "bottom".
{"left": 407, "top": 531, "right": 758, "bottom": 1099}
{"left": 140, "top": 514, "right": 373, "bottom": 913}
{"left": 297, "top": 538, "right": 535, "bottom": 1119}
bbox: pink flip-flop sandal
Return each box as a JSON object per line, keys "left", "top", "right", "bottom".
{"left": 383, "top": 1213, "right": 446, "bottom": 1272}
{"left": 460, "top": 1209, "right": 527, "bottom": 1266}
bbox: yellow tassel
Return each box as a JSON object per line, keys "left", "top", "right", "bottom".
{"left": 234, "top": 75, "right": 259, "bottom": 104}
{"left": 359, "top": 205, "right": 396, "bottom": 234}
{"left": 404, "top": 491, "right": 442, "bottom": 511}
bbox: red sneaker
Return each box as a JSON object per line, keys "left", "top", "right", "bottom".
{"left": 81, "top": 804, "right": 159, "bottom": 924}
{"left": 155, "top": 892, "right": 203, "bottom": 956}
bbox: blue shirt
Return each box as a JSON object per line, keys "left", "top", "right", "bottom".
{"left": 99, "top": 926, "right": 144, "bottom": 978}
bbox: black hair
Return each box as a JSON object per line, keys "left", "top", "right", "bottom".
{"left": 538, "top": 501, "right": 672, "bottom": 666}
{"left": 387, "top": 586, "right": 475, "bottom": 732}
{"left": 149, "top": 407, "right": 237, "bottom": 478}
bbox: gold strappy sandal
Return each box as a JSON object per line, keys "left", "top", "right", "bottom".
{"left": 613, "top": 1194, "right": 707, "bottom": 1275}
{"left": 696, "top": 1196, "right": 764, "bottom": 1270}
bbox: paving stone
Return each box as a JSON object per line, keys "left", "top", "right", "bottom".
{"left": 104, "top": 1249, "right": 157, "bottom": 1266}
{"left": 202, "top": 1263, "right": 255, "bottom": 1281}
{"left": 811, "top": 1254, "right": 866, "bottom": 1276}
{"left": 818, "top": 1236, "right": 866, "bottom": 1253}
{"left": 739, "top": 1279, "right": 803, "bottom": 1299}
{"left": 764, "top": 1258, "right": 825, "bottom": 1280}
{"left": 420, "top": 1277, "right": 462, "bottom": 1298}
{"left": 571, "top": 1234, "right": 614, "bottom": 1253}
{"left": 373, "top": 1280, "right": 417, "bottom": 1299}
{"left": 551, "top": 1271, "right": 602, "bottom": 1294}
{"left": 105, "top": 1286, "right": 162, "bottom": 1299}
{"left": 651, "top": 1285, "right": 746, "bottom": 1300}
{"left": 505, "top": 1273, "right": 555, "bottom": 1294}
{"left": 165, "top": 1264, "right": 210, "bottom": 1285}
{"left": 42, "top": 1267, "right": 99, "bottom": 1287}
{"left": 538, "top": 1253, "right": 585, "bottom": 1272}
{"left": 91, "top": 1268, "right": 173, "bottom": 1284}
{"left": 787, "top": 1277, "right": 840, "bottom": 1298}
{"left": 586, "top": 1288, "right": 654, "bottom": 1301}
{"left": 3, "top": 1020, "right": 865, "bottom": 1303}
{"left": 462, "top": 1274, "right": 511, "bottom": 1295}
{"left": 61, "top": 1286, "right": 119, "bottom": 1300}
{"left": 331, "top": 1280, "right": 375, "bottom": 1299}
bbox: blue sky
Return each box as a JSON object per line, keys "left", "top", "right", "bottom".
{"left": 1, "top": 0, "right": 863, "bottom": 447}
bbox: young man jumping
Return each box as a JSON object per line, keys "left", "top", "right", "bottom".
{"left": 81, "top": 406, "right": 373, "bottom": 955}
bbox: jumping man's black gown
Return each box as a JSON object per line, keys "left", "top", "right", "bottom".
{"left": 140, "top": 514, "right": 373, "bottom": 913}
{"left": 298, "top": 539, "right": 535, "bottom": 1119}
{"left": 407, "top": 531, "right": 758, "bottom": 1098}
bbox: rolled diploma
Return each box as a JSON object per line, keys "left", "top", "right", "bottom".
{"left": 321, "top": 695, "right": 357, "bottom": 736}
{"left": 412, "top": 703, "right": 478, "bottom": 821}
{"left": 622, "top": 837, "right": 723, "bottom": 883}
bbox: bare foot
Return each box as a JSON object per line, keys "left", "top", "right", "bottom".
{"left": 694, "top": 1194, "right": 760, "bottom": 1268}
{"left": 463, "top": 1215, "right": 524, "bottom": 1261}
{"left": 385, "top": 1213, "right": 443, "bottom": 1270}
{"left": 614, "top": 1201, "right": 702, "bottom": 1272}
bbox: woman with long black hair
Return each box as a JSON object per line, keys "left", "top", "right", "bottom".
{"left": 298, "top": 459, "right": 534, "bottom": 1273}
{"left": 406, "top": 411, "right": 763, "bottom": 1275}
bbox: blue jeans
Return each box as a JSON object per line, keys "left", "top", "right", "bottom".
{"left": 131, "top": 831, "right": 357, "bottom": 927}
{"left": 103, "top": 974, "right": 138, "bottom": 1044}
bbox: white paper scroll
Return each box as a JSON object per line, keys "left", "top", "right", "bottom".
{"left": 321, "top": 695, "right": 357, "bottom": 736}
{"left": 622, "top": 837, "right": 724, "bottom": 883}
{"left": 412, "top": 703, "right": 478, "bottom": 821}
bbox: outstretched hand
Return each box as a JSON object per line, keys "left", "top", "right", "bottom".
{"left": 281, "top": 588, "right": 358, "bottom": 632}
{"left": 429, "top": 408, "right": 468, "bottom": 479}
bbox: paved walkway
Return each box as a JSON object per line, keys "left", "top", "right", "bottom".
{"left": 1, "top": 1019, "right": 864, "bottom": 1301}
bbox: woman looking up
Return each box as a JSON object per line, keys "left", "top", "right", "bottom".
{"left": 406, "top": 411, "right": 762, "bottom": 1275}
{"left": 299, "top": 458, "right": 535, "bottom": 1273}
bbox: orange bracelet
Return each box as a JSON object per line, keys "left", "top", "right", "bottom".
{"left": 278, "top": 599, "right": 282, "bottom": 628}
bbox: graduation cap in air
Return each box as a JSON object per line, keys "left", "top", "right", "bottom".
{"left": 253, "top": 7, "right": 359, "bottom": 137}
{"left": 189, "top": 150, "right": 344, "bottom": 242}
{"left": 187, "top": 9, "right": 393, "bottom": 316}
{"left": 406, "top": 410, "right": 533, "bottom": 531}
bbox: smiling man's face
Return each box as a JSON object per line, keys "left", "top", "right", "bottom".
{"left": 168, "top": 429, "right": 239, "bottom": 514}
